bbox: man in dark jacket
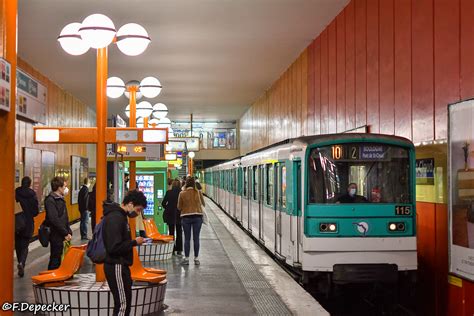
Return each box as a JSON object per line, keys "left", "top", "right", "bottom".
{"left": 78, "top": 178, "right": 89, "bottom": 240}
{"left": 103, "top": 189, "right": 145, "bottom": 316}
{"left": 44, "top": 177, "right": 72, "bottom": 270}
{"left": 162, "top": 179, "right": 183, "bottom": 255}
{"left": 15, "top": 176, "right": 39, "bottom": 277}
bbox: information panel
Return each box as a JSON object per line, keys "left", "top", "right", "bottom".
{"left": 449, "top": 99, "right": 474, "bottom": 281}
{"left": 16, "top": 68, "right": 47, "bottom": 124}
{"left": 0, "top": 58, "right": 11, "bottom": 112}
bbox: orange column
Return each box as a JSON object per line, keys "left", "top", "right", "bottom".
{"left": 95, "top": 47, "right": 108, "bottom": 282}
{"left": 0, "top": 0, "right": 17, "bottom": 308}
{"left": 128, "top": 88, "right": 137, "bottom": 238}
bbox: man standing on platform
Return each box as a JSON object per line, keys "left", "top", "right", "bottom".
{"left": 78, "top": 178, "right": 89, "bottom": 240}
{"left": 103, "top": 189, "right": 146, "bottom": 316}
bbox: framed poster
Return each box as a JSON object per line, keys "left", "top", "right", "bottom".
{"left": 16, "top": 68, "right": 47, "bottom": 123}
{"left": 23, "top": 148, "right": 42, "bottom": 207}
{"left": 41, "top": 151, "right": 55, "bottom": 210}
{"left": 416, "top": 158, "right": 435, "bottom": 185}
{"left": 449, "top": 99, "right": 474, "bottom": 281}
{"left": 71, "top": 156, "right": 89, "bottom": 205}
{"left": 0, "top": 58, "right": 11, "bottom": 112}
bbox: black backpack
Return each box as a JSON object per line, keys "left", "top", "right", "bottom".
{"left": 86, "top": 220, "right": 106, "bottom": 264}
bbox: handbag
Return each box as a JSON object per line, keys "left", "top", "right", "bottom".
{"left": 15, "top": 212, "right": 26, "bottom": 235}
{"left": 38, "top": 221, "right": 51, "bottom": 247}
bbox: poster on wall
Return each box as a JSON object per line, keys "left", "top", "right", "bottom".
{"left": 41, "top": 151, "right": 55, "bottom": 210}
{"left": 23, "top": 148, "right": 42, "bottom": 209}
{"left": 16, "top": 68, "right": 47, "bottom": 124}
{"left": 416, "top": 158, "right": 435, "bottom": 185}
{"left": 449, "top": 99, "right": 474, "bottom": 281}
{"left": 0, "top": 58, "right": 11, "bottom": 112}
{"left": 71, "top": 156, "right": 89, "bottom": 205}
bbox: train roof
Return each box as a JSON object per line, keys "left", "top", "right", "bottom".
{"left": 245, "top": 133, "right": 414, "bottom": 156}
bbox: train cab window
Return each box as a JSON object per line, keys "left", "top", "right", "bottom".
{"left": 308, "top": 143, "right": 411, "bottom": 204}
{"left": 243, "top": 167, "right": 248, "bottom": 198}
{"left": 253, "top": 166, "right": 259, "bottom": 200}
{"left": 266, "top": 164, "right": 274, "bottom": 205}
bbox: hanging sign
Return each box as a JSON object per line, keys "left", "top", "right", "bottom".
{"left": 0, "top": 58, "right": 11, "bottom": 112}
{"left": 16, "top": 68, "right": 47, "bottom": 124}
{"left": 107, "top": 144, "right": 161, "bottom": 160}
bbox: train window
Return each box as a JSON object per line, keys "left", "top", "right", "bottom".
{"left": 243, "top": 168, "right": 248, "bottom": 197}
{"left": 253, "top": 166, "right": 259, "bottom": 200}
{"left": 308, "top": 143, "right": 411, "bottom": 204}
{"left": 266, "top": 164, "right": 274, "bottom": 205}
{"left": 281, "top": 166, "right": 287, "bottom": 208}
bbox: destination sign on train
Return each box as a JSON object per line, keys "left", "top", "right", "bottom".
{"left": 331, "top": 144, "right": 387, "bottom": 161}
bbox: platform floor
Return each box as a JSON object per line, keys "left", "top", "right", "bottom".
{"left": 13, "top": 198, "right": 327, "bottom": 315}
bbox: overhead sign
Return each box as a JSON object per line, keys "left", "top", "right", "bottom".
{"left": 107, "top": 144, "right": 161, "bottom": 160}
{"left": 165, "top": 140, "right": 187, "bottom": 152}
{"left": 116, "top": 130, "right": 138, "bottom": 142}
{"left": 16, "top": 68, "right": 47, "bottom": 124}
{"left": 170, "top": 137, "right": 200, "bottom": 151}
{"left": 0, "top": 58, "right": 11, "bottom": 112}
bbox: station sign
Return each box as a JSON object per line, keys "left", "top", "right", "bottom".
{"left": 16, "top": 68, "right": 47, "bottom": 124}
{"left": 165, "top": 140, "right": 187, "bottom": 152}
{"left": 170, "top": 137, "right": 200, "bottom": 151}
{"left": 107, "top": 144, "right": 161, "bottom": 160}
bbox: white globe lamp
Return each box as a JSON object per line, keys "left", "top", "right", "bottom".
{"left": 106, "top": 77, "right": 125, "bottom": 98}
{"left": 78, "top": 14, "right": 116, "bottom": 49}
{"left": 188, "top": 151, "right": 195, "bottom": 159}
{"left": 136, "top": 117, "right": 144, "bottom": 128}
{"left": 152, "top": 103, "right": 168, "bottom": 119}
{"left": 136, "top": 101, "right": 153, "bottom": 118}
{"left": 58, "top": 23, "right": 90, "bottom": 55}
{"left": 148, "top": 118, "right": 160, "bottom": 126}
{"left": 140, "top": 77, "right": 162, "bottom": 98}
{"left": 157, "top": 117, "right": 171, "bottom": 128}
{"left": 116, "top": 23, "right": 151, "bottom": 56}
{"left": 124, "top": 104, "right": 130, "bottom": 118}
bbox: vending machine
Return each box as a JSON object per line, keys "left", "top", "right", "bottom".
{"left": 137, "top": 174, "right": 155, "bottom": 216}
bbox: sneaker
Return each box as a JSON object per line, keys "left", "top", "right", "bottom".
{"left": 176, "top": 251, "right": 183, "bottom": 257}
{"left": 182, "top": 258, "right": 189, "bottom": 265}
{"left": 194, "top": 258, "right": 200, "bottom": 265}
{"left": 17, "top": 263, "right": 24, "bottom": 278}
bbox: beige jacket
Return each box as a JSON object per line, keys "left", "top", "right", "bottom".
{"left": 178, "top": 187, "right": 205, "bottom": 217}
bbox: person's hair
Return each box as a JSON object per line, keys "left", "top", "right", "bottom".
{"left": 106, "top": 189, "right": 114, "bottom": 202}
{"left": 83, "top": 178, "right": 89, "bottom": 185}
{"left": 348, "top": 182, "right": 357, "bottom": 187}
{"left": 51, "top": 177, "right": 66, "bottom": 192}
{"left": 122, "top": 189, "right": 147, "bottom": 208}
{"left": 185, "top": 177, "right": 196, "bottom": 189}
{"left": 172, "top": 179, "right": 181, "bottom": 189}
{"left": 21, "top": 176, "right": 32, "bottom": 188}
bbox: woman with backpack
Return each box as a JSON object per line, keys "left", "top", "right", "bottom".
{"left": 177, "top": 177, "right": 206, "bottom": 265}
{"left": 15, "top": 176, "right": 39, "bottom": 277}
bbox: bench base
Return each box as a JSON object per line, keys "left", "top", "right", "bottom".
{"left": 33, "top": 273, "right": 167, "bottom": 315}
{"left": 138, "top": 241, "right": 174, "bottom": 262}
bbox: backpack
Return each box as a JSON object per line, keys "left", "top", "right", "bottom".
{"left": 86, "top": 220, "right": 106, "bottom": 264}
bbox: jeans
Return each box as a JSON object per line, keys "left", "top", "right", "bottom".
{"left": 80, "top": 211, "right": 89, "bottom": 239}
{"left": 181, "top": 215, "right": 203, "bottom": 258}
{"left": 168, "top": 223, "right": 183, "bottom": 252}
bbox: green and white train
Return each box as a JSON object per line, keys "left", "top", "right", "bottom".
{"left": 204, "top": 133, "right": 417, "bottom": 289}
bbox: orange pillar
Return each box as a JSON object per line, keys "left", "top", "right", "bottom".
{"left": 0, "top": 0, "right": 17, "bottom": 307}
{"left": 95, "top": 47, "right": 108, "bottom": 282}
{"left": 128, "top": 88, "right": 137, "bottom": 238}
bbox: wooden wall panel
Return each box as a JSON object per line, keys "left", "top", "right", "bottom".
{"left": 345, "top": 0, "right": 356, "bottom": 131}
{"left": 434, "top": 0, "right": 459, "bottom": 140}
{"left": 321, "top": 30, "right": 329, "bottom": 134}
{"left": 379, "top": 0, "right": 395, "bottom": 135}
{"left": 460, "top": 0, "right": 474, "bottom": 100}
{"left": 328, "top": 21, "right": 337, "bottom": 133}
{"left": 366, "top": 0, "right": 380, "bottom": 133}
{"left": 307, "top": 42, "right": 315, "bottom": 135}
{"left": 314, "top": 38, "right": 321, "bottom": 135}
{"left": 336, "top": 13, "right": 346, "bottom": 133}
{"left": 355, "top": 0, "right": 367, "bottom": 128}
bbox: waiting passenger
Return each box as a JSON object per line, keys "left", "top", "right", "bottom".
{"left": 88, "top": 184, "right": 96, "bottom": 232}
{"left": 102, "top": 189, "right": 146, "bottom": 316}
{"left": 44, "top": 177, "right": 72, "bottom": 270}
{"left": 78, "top": 178, "right": 90, "bottom": 240}
{"left": 15, "top": 176, "right": 39, "bottom": 277}
{"left": 162, "top": 179, "right": 183, "bottom": 256}
{"left": 178, "top": 177, "right": 205, "bottom": 265}
{"left": 337, "top": 183, "right": 368, "bottom": 203}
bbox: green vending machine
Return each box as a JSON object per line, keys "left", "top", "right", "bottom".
{"left": 130, "top": 161, "right": 168, "bottom": 234}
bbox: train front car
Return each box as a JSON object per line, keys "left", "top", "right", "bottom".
{"left": 302, "top": 134, "right": 417, "bottom": 293}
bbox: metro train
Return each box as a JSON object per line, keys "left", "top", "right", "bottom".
{"left": 203, "top": 133, "right": 417, "bottom": 293}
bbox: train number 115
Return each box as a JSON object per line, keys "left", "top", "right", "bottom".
{"left": 395, "top": 206, "right": 411, "bottom": 216}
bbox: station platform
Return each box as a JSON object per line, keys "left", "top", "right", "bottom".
{"left": 13, "top": 197, "right": 327, "bottom": 315}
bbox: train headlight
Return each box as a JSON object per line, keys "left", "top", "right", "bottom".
{"left": 319, "top": 223, "right": 337, "bottom": 233}
{"left": 388, "top": 222, "right": 405, "bottom": 232}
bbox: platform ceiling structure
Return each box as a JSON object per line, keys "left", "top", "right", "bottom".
{"left": 18, "top": 0, "right": 348, "bottom": 121}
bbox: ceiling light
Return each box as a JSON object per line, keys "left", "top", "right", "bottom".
{"left": 78, "top": 14, "right": 116, "bottom": 49}
{"left": 57, "top": 23, "right": 90, "bottom": 55}
{"left": 136, "top": 101, "right": 153, "bottom": 118}
{"left": 116, "top": 23, "right": 151, "bottom": 56}
{"left": 136, "top": 117, "right": 144, "bottom": 128}
{"left": 152, "top": 103, "right": 168, "bottom": 119}
{"left": 106, "top": 77, "right": 125, "bottom": 98}
{"left": 140, "top": 77, "right": 162, "bottom": 98}
{"left": 188, "top": 151, "right": 196, "bottom": 159}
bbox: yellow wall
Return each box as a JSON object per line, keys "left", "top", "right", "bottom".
{"left": 415, "top": 144, "right": 448, "bottom": 204}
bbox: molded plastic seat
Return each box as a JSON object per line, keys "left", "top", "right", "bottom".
{"left": 70, "top": 244, "right": 88, "bottom": 251}
{"left": 143, "top": 219, "right": 174, "bottom": 243}
{"left": 32, "top": 248, "right": 85, "bottom": 285}
{"left": 130, "top": 248, "right": 166, "bottom": 283}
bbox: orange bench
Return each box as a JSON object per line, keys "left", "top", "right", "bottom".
{"left": 32, "top": 247, "right": 85, "bottom": 286}
{"left": 130, "top": 248, "right": 166, "bottom": 283}
{"left": 143, "top": 218, "right": 174, "bottom": 243}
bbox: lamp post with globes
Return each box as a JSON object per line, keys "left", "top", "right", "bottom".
{"left": 106, "top": 76, "right": 162, "bottom": 191}
{"left": 58, "top": 14, "right": 151, "bottom": 281}
{"left": 188, "top": 151, "right": 196, "bottom": 176}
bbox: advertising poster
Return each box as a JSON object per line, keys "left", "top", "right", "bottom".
{"left": 449, "top": 99, "right": 474, "bottom": 281}
{"left": 16, "top": 68, "right": 47, "bottom": 124}
{"left": 0, "top": 58, "right": 11, "bottom": 112}
{"left": 137, "top": 175, "right": 154, "bottom": 216}
{"left": 416, "top": 158, "right": 435, "bottom": 185}
{"left": 71, "top": 156, "right": 89, "bottom": 205}
{"left": 23, "top": 148, "right": 42, "bottom": 208}
{"left": 41, "top": 151, "right": 55, "bottom": 210}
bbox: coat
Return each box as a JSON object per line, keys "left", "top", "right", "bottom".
{"left": 78, "top": 185, "right": 89, "bottom": 213}
{"left": 177, "top": 187, "right": 205, "bottom": 217}
{"left": 44, "top": 192, "right": 72, "bottom": 240}
{"left": 162, "top": 187, "right": 181, "bottom": 225}
{"left": 15, "top": 186, "right": 40, "bottom": 236}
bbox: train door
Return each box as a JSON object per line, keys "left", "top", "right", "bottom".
{"left": 259, "top": 165, "right": 264, "bottom": 242}
{"left": 293, "top": 160, "right": 302, "bottom": 264}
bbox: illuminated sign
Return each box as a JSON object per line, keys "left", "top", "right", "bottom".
{"left": 331, "top": 144, "right": 386, "bottom": 161}
{"left": 165, "top": 140, "right": 187, "bottom": 152}
{"left": 165, "top": 153, "right": 177, "bottom": 161}
{"left": 170, "top": 137, "right": 200, "bottom": 151}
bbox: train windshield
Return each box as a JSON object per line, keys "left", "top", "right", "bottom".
{"left": 308, "top": 143, "right": 411, "bottom": 204}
